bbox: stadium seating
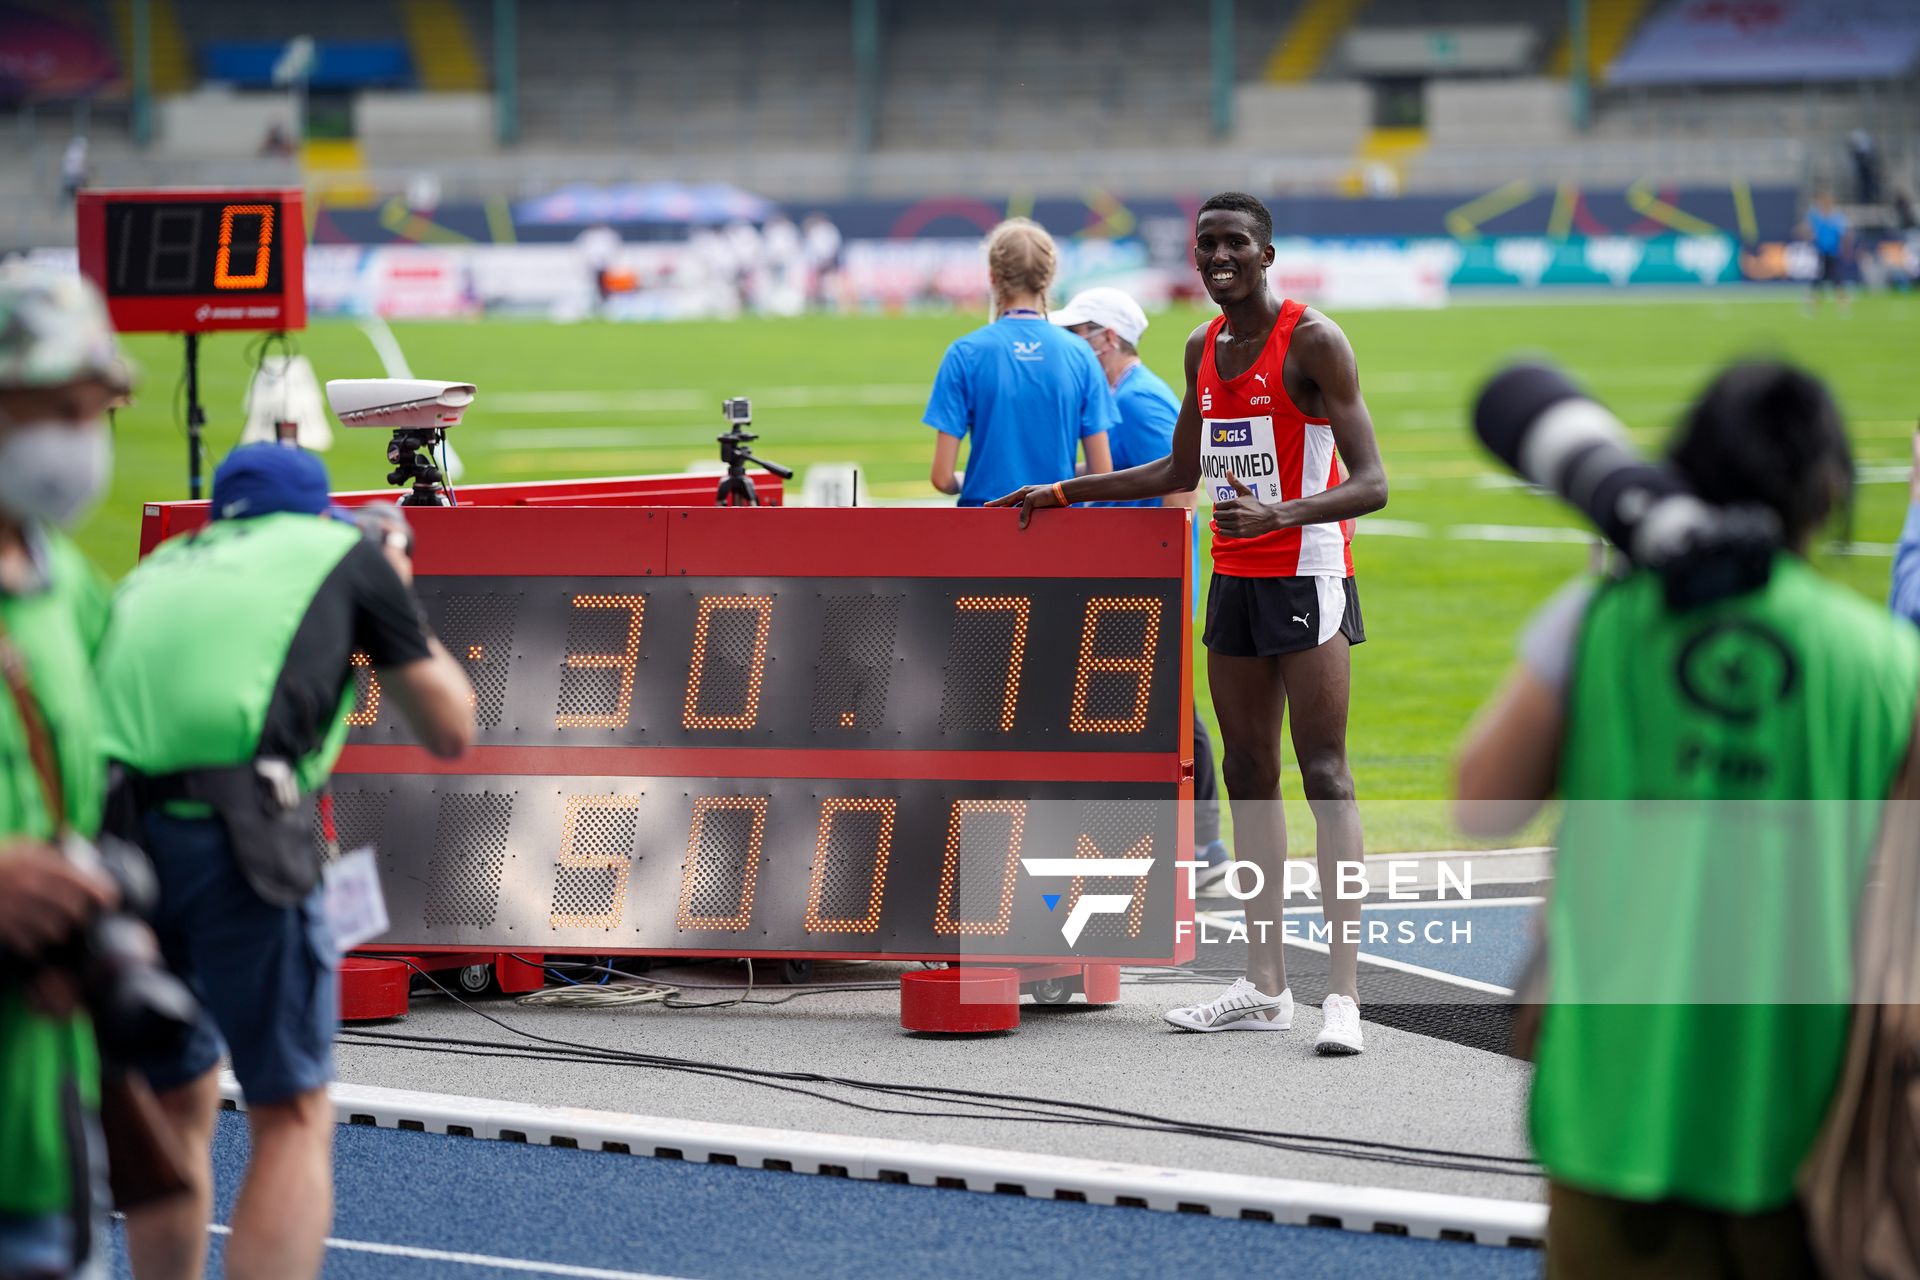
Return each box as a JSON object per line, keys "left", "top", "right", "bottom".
{"left": 0, "top": 0, "right": 1915, "bottom": 248}
{"left": 514, "top": 0, "right": 855, "bottom": 151}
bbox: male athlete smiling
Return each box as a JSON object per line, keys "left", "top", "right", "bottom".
{"left": 993, "top": 192, "right": 1387, "bottom": 1053}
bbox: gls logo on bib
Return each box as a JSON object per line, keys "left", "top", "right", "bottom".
{"left": 1210, "top": 422, "right": 1252, "bottom": 448}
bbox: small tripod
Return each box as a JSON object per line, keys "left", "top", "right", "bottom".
{"left": 387, "top": 428, "right": 451, "bottom": 506}
{"left": 714, "top": 397, "right": 792, "bottom": 507}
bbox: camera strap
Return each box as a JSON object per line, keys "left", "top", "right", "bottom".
{"left": 0, "top": 613, "right": 67, "bottom": 834}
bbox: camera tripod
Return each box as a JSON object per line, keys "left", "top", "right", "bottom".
{"left": 715, "top": 408, "right": 792, "bottom": 507}
{"left": 387, "top": 428, "right": 452, "bottom": 506}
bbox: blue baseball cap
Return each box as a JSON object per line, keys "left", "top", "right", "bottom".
{"left": 211, "top": 443, "right": 333, "bottom": 521}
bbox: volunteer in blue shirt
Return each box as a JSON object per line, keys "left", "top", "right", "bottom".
{"left": 1052, "top": 287, "right": 1183, "bottom": 508}
{"left": 1802, "top": 189, "right": 1851, "bottom": 310}
{"left": 1893, "top": 428, "right": 1920, "bottom": 626}
{"left": 1053, "top": 286, "right": 1229, "bottom": 885}
{"left": 924, "top": 218, "right": 1114, "bottom": 504}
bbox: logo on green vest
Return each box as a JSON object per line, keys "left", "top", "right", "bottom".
{"left": 1675, "top": 620, "right": 1799, "bottom": 725}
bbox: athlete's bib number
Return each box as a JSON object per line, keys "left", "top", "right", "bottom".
{"left": 1199, "top": 416, "right": 1280, "bottom": 505}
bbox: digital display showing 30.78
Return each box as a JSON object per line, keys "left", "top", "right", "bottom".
{"left": 349, "top": 576, "right": 1182, "bottom": 752}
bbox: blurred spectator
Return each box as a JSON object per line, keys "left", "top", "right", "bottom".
{"left": 259, "top": 123, "right": 295, "bottom": 159}
{"left": 922, "top": 218, "right": 1114, "bottom": 505}
{"left": 760, "top": 215, "right": 806, "bottom": 317}
{"left": 1456, "top": 363, "right": 1917, "bottom": 1277}
{"left": 59, "top": 135, "right": 87, "bottom": 203}
{"left": 1895, "top": 190, "right": 1920, "bottom": 291}
{"left": 1052, "top": 286, "right": 1225, "bottom": 881}
{"left": 1891, "top": 427, "right": 1920, "bottom": 626}
{"left": 576, "top": 224, "right": 623, "bottom": 314}
{"left": 1849, "top": 130, "right": 1880, "bottom": 205}
{"left": 724, "top": 220, "right": 764, "bottom": 313}
{"left": 803, "top": 214, "right": 843, "bottom": 310}
{"left": 1800, "top": 189, "right": 1851, "bottom": 312}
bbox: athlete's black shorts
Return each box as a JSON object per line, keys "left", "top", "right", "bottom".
{"left": 1817, "top": 251, "right": 1844, "bottom": 286}
{"left": 1203, "top": 573, "right": 1365, "bottom": 658}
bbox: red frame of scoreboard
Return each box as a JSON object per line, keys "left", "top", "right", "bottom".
{"left": 77, "top": 187, "right": 306, "bottom": 334}
{"left": 137, "top": 486, "right": 1195, "bottom": 967}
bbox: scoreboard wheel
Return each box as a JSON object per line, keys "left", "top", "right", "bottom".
{"left": 1029, "top": 976, "right": 1077, "bottom": 1005}
{"left": 454, "top": 963, "right": 500, "bottom": 996}
{"left": 777, "top": 959, "right": 815, "bottom": 985}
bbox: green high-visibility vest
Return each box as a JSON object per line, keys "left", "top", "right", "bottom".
{"left": 1533, "top": 556, "right": 1919, "bottom": 1210}
{"left": 0, "top": 532, "right": 110, "bottom": 1216}
{"left": 97, "top": 513, "right": 364, "bottom": 794}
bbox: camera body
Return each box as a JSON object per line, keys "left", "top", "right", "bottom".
{"left": 1473, "top": 363, "right": 1780, "bottom": 610}
{"left": 722, "top": 396, "right": 753, "bottom": 427}
{"left": 0, "top": 832, "right": 199, "bottom": 1062}
{"left": 325, "top": 379, "right": 476, "bottom": 507}
{"left": 325, "top": 379, "right": 475, "bottom": 430}
{"left": 333, "top": 500, "right": 416, "bottom": 559}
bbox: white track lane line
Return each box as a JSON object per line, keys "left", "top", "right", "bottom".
{"left": 483, "top": 385, "right": 930, "bottom": 415}
{"left": 1282, "top": 935, "right": 1518, "bottom": 998}
{"left": 218, "top": 1077, "right": 1547, "bottom": 1243}
{"left": 357, "top": 315, "right": 415, "bottom": 379}
{"left": 207, "top": 1223, "right": 687, "bottom": 1279}
{"left": 1192, "top": 906, "right": 1526, "bottom": 998}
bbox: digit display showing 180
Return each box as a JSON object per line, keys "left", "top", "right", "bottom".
{"left": 76, "top": 188, "right": 306, "bottom": 333}
{"left": 102, "top": 200, "right": 282, "bottom": 296}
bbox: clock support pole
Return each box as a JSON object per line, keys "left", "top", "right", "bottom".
{"left": 184, "top": 331, "right": 207, "bottom": 500}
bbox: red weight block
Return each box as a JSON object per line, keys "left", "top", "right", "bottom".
{"left": 899, "top": 967, "right": 1021, "bottom": 1033}
{"left": 1080, "top": 964, "right": 1121, "bottom": 1004}
{"left": 339, "top": 957, "right": 410, "bottom": 1021}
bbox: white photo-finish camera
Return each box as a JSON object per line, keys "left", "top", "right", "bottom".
{"left": 325, "top": 379, "right": 476, "bottom": 506}
{"left": 325, "top": 379, "right": 476, "bottom": 430}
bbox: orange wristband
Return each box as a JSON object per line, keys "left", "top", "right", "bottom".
{"left": 1051, "top": 482, "right": 1069, "bottom": 507}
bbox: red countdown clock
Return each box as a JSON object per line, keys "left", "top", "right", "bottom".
{"left": 77, "top": 187, "right": 305, "bottom": 333}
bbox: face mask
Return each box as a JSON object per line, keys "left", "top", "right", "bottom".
{"left": 0, "top": 422, "right": 112, "bottom": 528}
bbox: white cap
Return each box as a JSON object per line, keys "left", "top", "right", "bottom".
{"left": 1050, "top": 287, "right": 1148, "bottom": 347}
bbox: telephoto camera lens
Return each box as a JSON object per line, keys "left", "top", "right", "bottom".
{"left": 1473, "top": 362, "right": 1779, "bottom": 609}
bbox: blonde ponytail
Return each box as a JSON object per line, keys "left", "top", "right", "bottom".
{"left": 984, "top": 217, "right": 1058, "bottom": 317}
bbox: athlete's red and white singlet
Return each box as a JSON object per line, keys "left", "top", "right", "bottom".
{"left": 1197, "top": 299, "right": 1354, "bottom": 579}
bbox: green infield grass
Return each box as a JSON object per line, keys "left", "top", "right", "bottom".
{"left": 93, "top": 294, "right": 1917, "bottom": 850}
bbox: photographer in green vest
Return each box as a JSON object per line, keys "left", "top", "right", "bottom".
{"left": 1456, "top": 363, "right": 1920, "bottom": 1276}
{"left": 0, "top": 267, "right": 130, "bottom": 1280}
{"left": 99, "top": 444, "right": 475, "bottom": 1280}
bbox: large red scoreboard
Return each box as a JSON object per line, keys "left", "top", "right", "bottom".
{"left": 77, "top": 187, "right": 305, "bottom": 333}
{"left": 140, "top": 482, "right": 1197, "bottom": 968}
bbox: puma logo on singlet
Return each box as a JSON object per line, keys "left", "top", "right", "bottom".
{"left": 1253, "top": 373, "right": 1269, "bottom": 387}
{"left": 1292, "top": 615, "right": 1310, "bottom": 627}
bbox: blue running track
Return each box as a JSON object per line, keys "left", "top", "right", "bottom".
{"left": 107, "top": 1112, "right": 1538, "bottom": 1279}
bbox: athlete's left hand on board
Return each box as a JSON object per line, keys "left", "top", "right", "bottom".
{"left": 1212, "top": 471, "right": 1280, "bottom": 539}
{"left": 987, "top": 484, "right": 1062, "bottom": 530}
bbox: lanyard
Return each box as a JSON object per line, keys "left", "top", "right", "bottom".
{"left": 0, "top": 614, "right": 65, "bottom": 833}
